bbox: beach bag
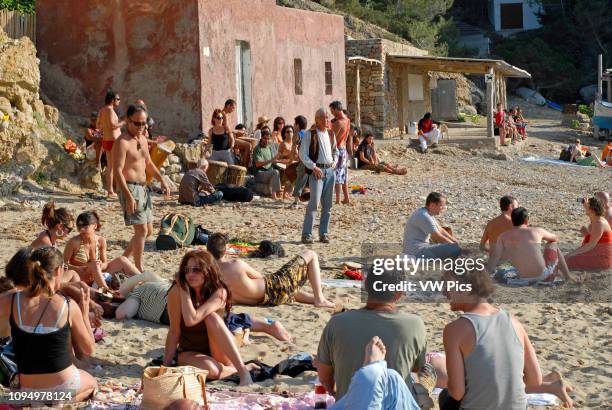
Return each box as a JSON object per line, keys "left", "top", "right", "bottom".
{"left": 559, "top": 146, "right": 572, "bottom": 161}
{"left": 215, "top": 184, "right": 254, "bottom": 202}
{"left": 0, "top": 337, "right": 17, "bottom": 388}
{"left": 141, "top": 366, "right": 208, "bottom": 410}
{"left": 156, "top": 213, "right": 196, "bottom": 250}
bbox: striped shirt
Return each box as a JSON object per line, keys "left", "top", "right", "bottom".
{"left": 128, "top": 281, "right": 172, "bottom": 324}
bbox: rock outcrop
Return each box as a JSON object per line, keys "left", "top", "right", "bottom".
{"left": 0, "top": 29, "right": 86, "bottom": 196}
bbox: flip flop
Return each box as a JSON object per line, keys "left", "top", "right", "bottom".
{"left": 93, "top": 328, "right": 106, "bottom": 343}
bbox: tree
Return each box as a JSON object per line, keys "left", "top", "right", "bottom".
{"left": 0, "top": 0, "right": 35, "bottom": 14}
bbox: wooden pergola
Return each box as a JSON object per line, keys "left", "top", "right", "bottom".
{"left": 387, "top": 55, "right": 531, "bottom": 145}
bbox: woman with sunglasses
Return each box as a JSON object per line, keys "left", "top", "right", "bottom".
{"left": 31, "top": 201, "right": 81, "bottom": 284}
{"left": 64, "top": 211, "right": 141, "bottom": 291}
{"left": 206, "top": 109, "right": 235, "bottom": 165}
{"left": 164, "top": 250, "right": 253, "bottom": 386}
{"left": 0, "top": 247, "right": 98, "bottom": 402}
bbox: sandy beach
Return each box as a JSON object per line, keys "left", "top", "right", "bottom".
{"left": 0, "top": 107, "right": 610, "bottom": 409}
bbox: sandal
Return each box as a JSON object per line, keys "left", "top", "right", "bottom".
{"left": 93, "top": 328, "right": 106, "bottom": 343}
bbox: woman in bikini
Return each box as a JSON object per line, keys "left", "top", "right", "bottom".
{"left": 31, "top": 201, "right": 80, "bottom": 283}
{"left": 163, "top": 249, "right": 253, "bottom": 386}
{"left": 566, "top": 196, "right": 612, "bottom": 270}
{"left": 0, "top": 247, "right": 97, "bottom": 401}
{"left": 64, "top": 211, "right": 140, "bottom": 290}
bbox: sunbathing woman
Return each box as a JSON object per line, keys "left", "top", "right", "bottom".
{"left": 115, "top": 280, "right": 291, "bottom": 342}
{"left": 31, "top": 201, "right": 80, "bottom": 283}
{"left": 0, "top": 247, "right": 97, "bottom": 401}
{"left": 357, "top": 133, "right": 407, "bottom": 175}
{"left": 163, "top": 249, "right": 253, "bottom": 385}
{"left": 64, "top": 211, "right": 140, "bottom": 290}
{"left": 565, "top": 197, "right": 612, "bottom": 270}
{"left": 440, "top": 268, "right": 573, "bottom": 409}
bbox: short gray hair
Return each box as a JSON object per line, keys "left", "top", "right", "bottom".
{"left": 315, "top": 108, "right": 327, "bottom": 119}
{"left": 197, "top": 158, "right": 209, "bottom": 169}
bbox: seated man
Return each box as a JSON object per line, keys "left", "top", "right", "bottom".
{"left": 487, "top": 207, "right": 578, "bottom": 284}
{"left": 253, "top": 129, "right": 282, "bottom": 199}
{"left": 479, "top": 195, "right": 518, "bottom": 254}
{"left": 402, "top": 192, "right": 461, "bottom": 259}
{"left": 206, "top": 233, "right": 334, "bottom": 308}
{"left": 417, "top": 113, "right": 441, "bottom": 153}
{"left": 316, "top": 267, "right": 428, "bottom": 402}
{"left": 178, "top": 158, "right": 223, "bottom": 206}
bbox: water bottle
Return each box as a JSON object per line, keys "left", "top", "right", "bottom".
{"left": 314, "top": 379, "right": 328, "bottom": 409}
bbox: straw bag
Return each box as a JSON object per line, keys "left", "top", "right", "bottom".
{"left": 141, "top": 366, "right": 208, "bottom": 409}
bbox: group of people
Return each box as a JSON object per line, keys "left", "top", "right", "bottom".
{"left": 495, "top": 103, "right": 528, "bottom": 146}
{"left": 403, "top": 191, "right": 611, "bottom": 284}
{"left": 562, "top": 138, "right": 612, "bottom": 168}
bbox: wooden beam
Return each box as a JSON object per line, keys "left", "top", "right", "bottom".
{"left": 486, "top": 67, "right": 496, "bottom": 145}
{"left": 355, "top": 64, "right": 361, "bottom": 128}
{"left": 607, "top": 79, "right": 612, "bottom": 103}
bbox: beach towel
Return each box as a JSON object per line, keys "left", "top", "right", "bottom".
{"left": 206, "top": 390, "right": 335, "bottom": 410}
{"left": 322, "top": 279, "right": 362, "bottom": 288}
{"left": 521, "top": 156, "right": 585, "bottom": 167}
{"left": 430, "top": 389, "right": 559, "bottom": 407}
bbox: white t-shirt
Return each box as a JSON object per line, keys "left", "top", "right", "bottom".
{"left": 402, "top": 207, "right": 438, "bottom": 255}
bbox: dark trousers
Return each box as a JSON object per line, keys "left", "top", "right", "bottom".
{"left": 439, "top": 388, "right": 461, "bottom": 410}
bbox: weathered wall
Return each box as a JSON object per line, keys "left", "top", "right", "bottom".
{"left": 37, "top": 0, "right": 202, "bottom": 138}
{"left": 198, "top": 0, "right": 346, "bottom": 131}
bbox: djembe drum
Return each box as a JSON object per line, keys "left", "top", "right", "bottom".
{"left": 146, "top": 139, "right": 175, "bottom": 184}
{"left": 227, "top": 165, "right": 247, "bottom": 186}
{"left": 206, "top": 160, "right": 228, "bottom": 185}
{"left": 240, "top": 137, "right": 258, "bottom": 151}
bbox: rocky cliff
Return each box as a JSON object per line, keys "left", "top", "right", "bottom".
{"left": 0, "top": 28, "right": 95, "bottom": 197}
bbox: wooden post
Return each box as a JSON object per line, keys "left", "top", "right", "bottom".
{"left": 607, "top": 78, "right": 611, "bottom": 103}
{"left": 597, "top": 54, "right": 602, "bottom": 100}
{"left": 355, "top": 64, "right": 361, "bottom": 128}
{"left": 486, "top": 67, "right": 496, "bottom": 145}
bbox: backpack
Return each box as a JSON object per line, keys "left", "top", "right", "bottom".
{"left": 559, "top": 146, "right": 572, "bottom": 162}
{"left": 215, "top": 184, "right": 254, "bottom": 202}
{"left": 156, "top": 213, "right": 196, "bottom": 250}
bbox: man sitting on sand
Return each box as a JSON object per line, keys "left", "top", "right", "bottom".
{"left": 479, "top": 195, "right": 518, "bottom": 254}
{"left": 206, "top": 233, "right": 334, "bottom": 308}
{"left": 178, "top": 159, "right": 223, "bottom": 206}
{"left": 487, "top": 207, "right": 579, "bottom": 284}
{"left": 316, "top": 267, "right": 428, "bottom": 402}
{"left": 402, "top": 192, "right": 461, "bottom": 259}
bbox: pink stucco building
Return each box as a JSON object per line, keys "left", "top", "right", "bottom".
{"left": 36, "top": 0, "right": 346, "bottom": 139}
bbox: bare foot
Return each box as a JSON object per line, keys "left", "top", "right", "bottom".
{"left": 238, "top": 368, "right": 254, "bottom": 386}
{"left": 314, "top": 298, "right": 336, "bottom": 309}
{"left": 543, "top": 370, "right": 562, "bottom": 383}
{"left": 363, "top": 336, "right": 386, "bottom": 366}
{"left": 269, "top": 321, "right": 292, "bottom": 342}
{"left": 551, "top": 379, "right": 573, "bottom": 408}
{"left": 341, "top": 199, "right": 350, "bottom": 205}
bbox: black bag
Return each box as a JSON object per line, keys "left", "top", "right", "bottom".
{"left": 156, "top": 213, "right": 196, "bottom": 250}
{"left": 559, "top": 146, "right": 572, "bottom": 161}
{"left": 250, "top": 240, "right": 286, "bottom": 258}
{"left": 215, "top": 184, "right": 254, "bottom": 202}
{"left": 192, "top": 225, "right": 212, "bottom": 245}
{"left": 0, "top": 337, "right": 17, "bottom": 387}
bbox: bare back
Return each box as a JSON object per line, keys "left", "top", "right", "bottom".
{"left": 484, "top": 215, "right": 513, "bottom": 253}
{"left": 332, "top": 116, "right": 349, "bottom": 149}
{"left": 98, "top": 106, "right": 121, "bottom": 141}
{"left": 498, "top": 227, "right": 548, "bottom": 278}
{"left": 216, "top": 259, "right": 265, "bottom": 305}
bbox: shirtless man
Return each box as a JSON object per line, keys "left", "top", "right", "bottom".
{"left": 97, "top": 90, "right": 126, "bottom": 196}
{"left": 113, "top": 104, "right": 169, "bottom": 272}
{"left": 487, "top": 207, "right": 578, "bottom": 283}
{"left": 479, "top": 195, "right": 518, "bottom": 254}
{"left": 223, "top": 98, "right": 252, "bottom": 167}
{"left": 206, "top": 233, "right": 334, "bottom": 308}
{"left": 330, "top": 101, "right": 351, "bottom": 205}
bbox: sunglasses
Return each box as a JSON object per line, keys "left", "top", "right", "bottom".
{"left": 77, "top": 222, "right": 91, "bottom": 230}
{"left": 184, "top": 267, "right": 203, "bottom": 274}
{"left": 215, "top": 116, "right": 224, "bottom": 120}
{"left": 131, "top": 120, "right": 147, "bottom": 127}
{"left": 62, "top": 224, "right": 73, "bottom": 234}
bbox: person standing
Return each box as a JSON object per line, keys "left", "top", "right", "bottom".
{"left": 97, "top": 90, "right": 125, "bottom": 197}
{"left": 300, "top": 108, "right": 337, "bottom": 244}
{"left": 291, "top": 115, "right": 309, "bottom": 207}
{"left": 84, "top": 111, "right": 104, "bottom": 171}
{"left": 329, "top": 101, "right": 351, "bottom": 205}
{"left": 223, "top": 99, "right": 251, "bottom": 167}
{"left": 113, "top": 104, "right": 169, "bottom": 273}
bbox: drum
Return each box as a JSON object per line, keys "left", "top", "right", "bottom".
{"left": 283, "top": 162, "right": 298, "bottom": 183}
{"left": 146, "top": 139, "right": 175, "bottom": 184}
{"left": 227, "top": 165, "right": 247, "bottom": 187}
{"left": 206, "top": 160, "right": 228, "bottom": 185}
{"left": 240, "top": 137, "right": 258, "bottom": 150}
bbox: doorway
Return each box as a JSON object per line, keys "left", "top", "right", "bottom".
{"left": 235, "top": 41, "right": 252, "bottom": 129}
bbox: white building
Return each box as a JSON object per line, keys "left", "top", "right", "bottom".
{"left": 489, "top": 0, "right": 542, "bottom": 34}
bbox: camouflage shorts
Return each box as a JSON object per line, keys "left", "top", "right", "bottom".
{"left": 262, "top": 255, "right": 308, "bottom": 306}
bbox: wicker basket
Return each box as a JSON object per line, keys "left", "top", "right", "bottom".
{"left": 141, "top": 366, "right": 208, "bottom": 409}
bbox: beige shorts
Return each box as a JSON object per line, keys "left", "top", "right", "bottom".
{"left": 118, "top": 182, "right": 153, "bottom": 226}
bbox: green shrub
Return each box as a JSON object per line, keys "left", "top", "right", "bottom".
{"left": 578, "top": 104, "right": 594, "bottom": 118}
{"left": 0, "top": 0, "right": 35, "bottom": 14}
{"left": 570, "top": 119, "right": 581, "bottom": 130}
